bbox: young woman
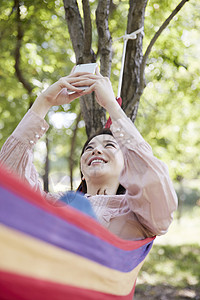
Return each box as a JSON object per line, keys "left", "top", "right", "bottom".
{"left": 0, "top": 67, "right": 177, "bottom": 240}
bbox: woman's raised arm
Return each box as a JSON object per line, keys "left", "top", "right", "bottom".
{"left": 77, "top": 69, "right": 177, "bottom": 235}
{"left": 0, "top": 71, "right": 87, "bottom": 192}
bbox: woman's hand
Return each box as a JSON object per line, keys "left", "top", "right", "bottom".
{"left": 31, "top": 71, "right": 87, "bottom": 118}
{"left": 70, "top": 67, "right": 123, "bottom": 119}
{"left": 70, "top": 68, "right": 116, "bottom": 110}
{"left": 31, "top": 66, "right": 123, "bottom": 120}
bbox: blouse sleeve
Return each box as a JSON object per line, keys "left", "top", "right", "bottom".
{"left": 0, "top": 110, "right": 49, "bottom": 195}
{"left": 110, "top": 115, "right": 178, "bottom": 236}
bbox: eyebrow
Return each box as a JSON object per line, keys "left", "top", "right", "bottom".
{"left": 104, "top": 140, "right": 117, "bottom": 144}
{"left": 87, "top": 140, "right": 118, "bottom": 147}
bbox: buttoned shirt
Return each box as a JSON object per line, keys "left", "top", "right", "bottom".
{"left": 0, "top": 110, "right": 178, "bottom": 240}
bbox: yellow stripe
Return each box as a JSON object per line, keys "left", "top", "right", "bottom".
{"left": 0, "top": 224, "right": 144, "bottom": 296}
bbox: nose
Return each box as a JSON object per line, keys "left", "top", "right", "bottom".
{"left": 92, "top": 147, "right": 103, "bottom": 155}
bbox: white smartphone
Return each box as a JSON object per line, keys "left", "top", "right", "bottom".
{"left": 74, "top": 63, "right": 97, "bottom": 74}
{"left": 68, "top": 63, "right": 98, "bottom": 94}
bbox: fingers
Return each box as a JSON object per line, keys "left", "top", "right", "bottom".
{"left": 67, "top": 91, "right": 85, "bottom": 102}
{"left": 78, "top": 84, "right": 95, "bottom": 96}
{"left": 67, "top": 71, "right": 92, "bottom": 78}
{"left": 58, "top": 77, "right": 86, "bottom": 93}
{"left": 67, "top": 74, "right": 101, "bottom": 87}
{"left": 95, "top": 66, "right": 103, "bottom": 77}
{"left": 66, "top": 71, "right": 101, "bottom": 80}
{"left": 57, "top": 71, "right": 105, "bottom": 98}
{"left": 70, "top": 78, "right": 96, "bottom": 88}
{"left": 55, "top": 87, "right": 85, "bottom": 105}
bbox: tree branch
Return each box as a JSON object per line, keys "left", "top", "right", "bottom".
{"left": 140, "top": 0, "right": 190, "bottom": 92}
{"left": 14, "top": 0, "right": 33, "bottom": 95}
{"left": 9, "top": 3, "right": 17, "bottom": 17}
{"left": 96, "top": 0, "right": 112, "bottom": 77}
{"left": 63, "top": 0, "right": 84, "bottom": 63}
{"left": 82, "top": 0, "right": 92, "bottom": 55}
{"left": 121, "top": 0, "right": 147, "bottom": 119}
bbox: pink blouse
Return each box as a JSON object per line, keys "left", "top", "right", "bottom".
{"left": 0, "top": 110, "right": 178, "bottom": 240}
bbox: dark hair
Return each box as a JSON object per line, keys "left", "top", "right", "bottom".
{"left": 77, "top": 128, "right": 126, "bottom": 195}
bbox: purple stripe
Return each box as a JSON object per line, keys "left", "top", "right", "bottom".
{"left": 0, "top": 187, "right": 153, "bottom": 272}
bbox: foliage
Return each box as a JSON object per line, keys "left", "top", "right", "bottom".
{"left": 135, "top": 204, "right": 200, "bottom": 298}
{"left": 135, "top": 0, "right": 200, "bottom": 181}
{"left": 0, "top": 0, "right": 199, "bottom": 189}
{"left": 140, "top": 243, "right": 200, "bottom": 288}
{"left": 0, "top": 0, "right": 83, "bottom": 188}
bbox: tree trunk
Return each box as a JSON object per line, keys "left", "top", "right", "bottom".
{"left": 63, "top": 0, "right": 112, "bottom": 137}
{"left": 121, "top": 0, "right": 148, "bottom": 122}
{"left": 122, "top": 0, "right": 190, "bottom": 122}
{"left": 79, "top": 94, "right": 106, "bottom": 137}
{"left": 96, "top": 0, "right": 112, "bottom": 77}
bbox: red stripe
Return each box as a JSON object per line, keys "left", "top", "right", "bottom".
{"left": 0, "top": 164, "right": 155, "bottom": 250}
{"left": 0, "top": 270, "right": 136, "bottom": 300}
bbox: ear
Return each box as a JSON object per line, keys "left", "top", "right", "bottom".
{"left": 82, "top": 176, "right": 85, "bottom": 181}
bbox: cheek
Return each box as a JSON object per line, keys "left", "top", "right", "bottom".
{"left": 114, "top": 151, "right": 124, "bottom": 170}
{"left": 106, "top": 149, "right": 123, "bottom": 167}
{"left": 80, "top": 153, "right": 88, "bottom": 172}
{"left": 80, "top": 160, "right": 83, "bottom": 173}
{"left": 80, "top": 157, "right": 85, "bottom": 172}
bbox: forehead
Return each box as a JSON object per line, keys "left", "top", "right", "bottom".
{"left": 88, "top": 134, "right": 116, "bottom": 145}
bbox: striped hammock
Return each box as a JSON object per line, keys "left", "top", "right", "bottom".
{"left": 0, "top": 165, "right": 155, "bottom": 300}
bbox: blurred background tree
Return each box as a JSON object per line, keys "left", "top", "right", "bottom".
{"left": 0, "top": 0, "right": 199, "bottom": 194}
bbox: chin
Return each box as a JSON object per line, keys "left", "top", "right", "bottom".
{"left": 89, "top": 170, "right": 108, "bottom": 178}
{"left": 86, "top": 167, "right": 110, "bottom": 181}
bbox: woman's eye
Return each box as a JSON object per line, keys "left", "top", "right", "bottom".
{"left": 85, "top": 145, "right": 93, "bottom": 151}
{"left": 105, "top": 143, "right": 115, "bottom": 148}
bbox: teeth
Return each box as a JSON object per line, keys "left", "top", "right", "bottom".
{"left": 91, "top": 159, "right": 105, "bottom": 165}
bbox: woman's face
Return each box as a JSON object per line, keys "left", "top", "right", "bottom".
{"left": 81, "top": 134, "right": 124, "bottom": 182}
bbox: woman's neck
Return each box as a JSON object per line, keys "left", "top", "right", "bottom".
{"left": 86, "top": 181, "right": 119, "bottom": 196}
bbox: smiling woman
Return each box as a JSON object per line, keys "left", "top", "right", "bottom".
{"left": 0, "top": 65, "right": 177, "bottom": 241}
{"left": 81, "top": 129, "right": 124, "bottom": 195}
{"left": 78, "top": 128, "right": 125, "bottom": 196}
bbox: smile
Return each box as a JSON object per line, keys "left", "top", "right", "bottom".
{"left": 88, "top": 157, "right": 108, "bottom": 166}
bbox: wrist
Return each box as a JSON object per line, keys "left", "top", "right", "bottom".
{"left": 31, "top": 95, "right": 52, "bottom": 119}
{"left": 106, "top": 101, "right": 125, "bottom": 121}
